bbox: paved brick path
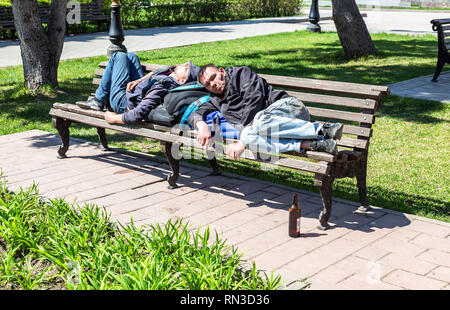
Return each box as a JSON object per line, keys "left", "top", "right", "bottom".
{"left": 1, "top": 130, "right": 449, "bottom": 290}
{"left": 388, "top": 70, "right": 450, "bottom": 104}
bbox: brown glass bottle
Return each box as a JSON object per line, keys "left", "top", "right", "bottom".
{"left": 288, "top": 193, "right": 301, "bottom": 238}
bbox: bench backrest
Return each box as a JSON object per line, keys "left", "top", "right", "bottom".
{"left": 431, "top": 18, "right": 450, "bottom": 53}
{"left": 0, "top": 6, "right": 14, "bottom": 22}
{"left": 0, "top": 1, "right": 106, "bottom": 24}
{"left": 79, "top": 2, "right": 106, "bottom": 17}
{"left": 94, "top": 62, "right": 390, "bottom": 154}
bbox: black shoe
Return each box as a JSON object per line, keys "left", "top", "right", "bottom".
{"left": 320, "top": 123, "right": 344, "bottom": 140}
{"left": 310, "top": 139, "right": 338, "bottom": 155}
{"left": 76, "top": 97, "right": 104, "bottom": 111}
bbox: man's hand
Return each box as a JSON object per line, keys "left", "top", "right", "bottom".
{"left": 126, "top": 79, "right": 141, "bottom": 93}
{"left": 227, "top": 141, "right": 245, "bottom": 160}
{"left": 105, "top": 111, "right": 124, "bottom": 125}
{"left": 127, "top": 72, "right": 154, "bottom": 93}
{"left": 196, "top": 121, "right": 211, "bottom": 148}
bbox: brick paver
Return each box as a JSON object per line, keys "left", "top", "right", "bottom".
{"left": 383, "top": 270, "right": 447, "bottom": 290}
{"left": 1, "top": 130, "right": 449, "bottom": 290}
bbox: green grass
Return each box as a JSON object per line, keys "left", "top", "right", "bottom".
{"left": 0, "top": 30, "right": 448, "bottom": 223}
{"left": 0, "top": 177, "right": 281, "bottom": 290}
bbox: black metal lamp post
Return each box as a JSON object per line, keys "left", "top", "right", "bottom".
{"left": 107, "top": 0, "right": 127, "bottom": 57}
{"left": 307, "top": 0, "right": 321, "bottom": 33}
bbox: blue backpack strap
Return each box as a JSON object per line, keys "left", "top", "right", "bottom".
{"left": 170, "top": 81, "right": 204, "bottom": 92}
{"left": 179, "top": 95, "right": 210, "bottom": 129}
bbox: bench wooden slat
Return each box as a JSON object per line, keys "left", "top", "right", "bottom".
{"left": 285, "top": 90, "right": 377, "bottom": 110}
{"left": 337, "top": 136, "right": 368, "bottom": 149}
{"left": 54, "top": 102, "right": 174, "bottom": 132}
{"left": 341, "top": 124, "right": 371, "bottom": 137}
{"left": 308, "top": 106, "right": 375, "bottom": 124}
{"left": 259, "top": 74, "right": 389, "bottom": 100}
{"left": 50, "top": 105, "right": 331, "bottom": 175}
{"left": 240, "top": 150, "right": 330, "bottom": 174}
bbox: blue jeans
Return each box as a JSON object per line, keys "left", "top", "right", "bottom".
{"left": 240, "top": 97, "right": 323, "bottom": 153}
{"left": 95, "top": 52, "right": 144, "bottom": 113}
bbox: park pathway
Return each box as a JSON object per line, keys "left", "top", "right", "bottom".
{"left": 1, "top": 130, "right": 449, "bottom": 290}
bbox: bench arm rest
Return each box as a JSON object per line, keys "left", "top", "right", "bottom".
{"left": 431, "top": 18, "right": 450, "bottom": 31}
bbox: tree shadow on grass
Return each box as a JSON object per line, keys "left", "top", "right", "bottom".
{"left": 0, "top": 76, "right": 97, "bottom": 125}
{"left": 378, "top": 96, "right": 449, "bottom": 124}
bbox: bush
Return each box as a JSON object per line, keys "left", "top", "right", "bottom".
{"left": 113, "top": 0, "right": 303, "bottom": 29}
{"left": 234, "top": 0, "right": 301, "bottom": 18}
{"left": 1, "top": 0, "right": 302, "bottom": 33}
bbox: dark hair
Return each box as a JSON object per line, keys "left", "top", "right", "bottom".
{"left": 197, "top": 63, "right": 219, "bottom": 82}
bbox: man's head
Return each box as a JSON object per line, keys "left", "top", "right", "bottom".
{"left": 171, "top": 61, "right": 200, "bottom": 85}
{"left": 197, "top": 64, "right": 227, "bottom": 95}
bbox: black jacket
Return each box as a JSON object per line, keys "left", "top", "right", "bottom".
{"left": 189, "top": 66, "right": 289, "bottom": 133}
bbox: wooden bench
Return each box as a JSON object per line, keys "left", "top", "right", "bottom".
{"left": 40, "top": 1, "right": 110, "bottom": 32}
{"left": 0, "top": 6, "right": 15, "bottom": 40}
{"left": 74, "top": 1, "right": 110, "bottom": 32}
{"left": 49, "top": 62, "right": 390, "bottom": 230}
{"left": 0, "top": 1, "right": 109, "bottom": 40}
{"left": 431, "top": 18, "right": 450, "bottom": 81}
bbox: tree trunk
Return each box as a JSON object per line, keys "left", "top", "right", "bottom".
{"left": 331, "top": 0, "right": 377, "bottom": 58}
{"left": 11, "top": 0, "right": 67, "bottom": 91}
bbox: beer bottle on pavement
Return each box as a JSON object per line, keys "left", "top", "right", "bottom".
{"left": 289, "top": 192, "right": 301, "bottom": 238}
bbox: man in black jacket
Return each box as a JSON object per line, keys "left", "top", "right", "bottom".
{"left": 191, "top": 64, "right": 343, "bottom": 159}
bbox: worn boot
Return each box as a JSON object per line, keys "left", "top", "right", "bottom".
{"left": 310, "top": 139, "right": 338, "bottom": 155}
{"left": 76, "top": 97, "right": 105, "bottom": 111}
{"left": 320, "top": 123, "right": 343, "bottom": 140}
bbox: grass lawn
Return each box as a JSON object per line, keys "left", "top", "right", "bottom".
{"left": 0, "top": 30, "right": 448, "bottom": 224}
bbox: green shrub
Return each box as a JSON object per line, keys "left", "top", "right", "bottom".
{"left": 1, "top": 0, "right": 302, "bottom": 33}
{"left": 113, "top": 0, "right": 303, "bottom": 28}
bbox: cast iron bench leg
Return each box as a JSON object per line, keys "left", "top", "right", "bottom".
{"left": 162, "top": 141, "right": 179, "bottom": 189}
{"left": 52, "top": 117, "right": 71, "bottom": 159}
{"left": 96, "top": 127, "right": 109, "bottom": 151}
{"left": 206, "top": 150, "right": 221, "bottom": 176}
{"left": 206, "top": 124, "right": 222, "bottom": 176}
{"left": 356, "top": 157, "right": 370, "bottom": 212}
{"left": 316, "top": 174, "right": 334, "bottom": 230}
{"left": 432, "top": 54, "right": 447, "bottom": 82}
{"left": 208, "top": 157, "right": 221, "bottom": 176}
